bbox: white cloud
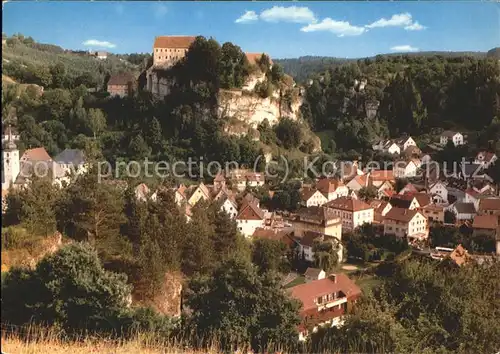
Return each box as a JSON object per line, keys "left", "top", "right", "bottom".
{"left": 301, "top": 18, "right": 365, "bottom": 37}
{"left": 390, "top": 45, "right": 419, "bottom": 52}
{"left": 153, "top": 3, "right": 168, "bottom": 19}
{"left": 366, "top": 12, "right": 426, "bottom": 31}
{"left": 366, "top": 12, "right": 413, "bottom": 28}
{"left": 260, "top": 6, "right": 317, "bottom": 24}
{"left": 405, "top": 21, "right": 426, "bottom": 31}
{"left": 235, "top": 10, "right": 258, "bottom": 24}
{"left": 82, "top": 39, "right": 116, "bottom": 49}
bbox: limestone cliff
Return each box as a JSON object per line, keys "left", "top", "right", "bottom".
{"left": 218, "top": 72, "right": 303, "bottom": 135}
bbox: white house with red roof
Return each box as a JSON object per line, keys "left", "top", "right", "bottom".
{"left": 393, "top": 159, "right": 419, "bottom": 178}
{"left": 236, "top": 201, "right": 265, "bottom": 237}
{"left": 288, "top": 273, "right": 362, "bottom": 341}
{"left": 428, "top": 181, "right": 448, "bottom": 204}
{"left": 346, "top": 174, "right": 369, "bottom": 192}
{"left": 220, "top": 195, "right": 238, "bottom": 219}
{"left": 324, "top": 197, "right": 374, "bottom": 231}
{"left": 316, "top": 177, "right": 349, "bottom": 201}
{"left": 300, "top": 187, "right": 328, "bottom": 207}
{"left": 383, "top": 207, "right": 428, "bottom": 241}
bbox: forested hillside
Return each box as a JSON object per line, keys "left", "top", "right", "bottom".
{"left": 298, "top": 54, "right": 500, "bottom": 158}
{"left": 2, "top": 34, "right": 145, "bottom": 91}
{"left": 275, "top": 50, "right": 488, "bottom": 83}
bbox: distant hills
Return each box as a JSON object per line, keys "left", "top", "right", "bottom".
{"left": 275, "top": 48, "right": 498, "bottom": 83}
{"left": 487, "top": 47, "right": 500, "bottom": 58}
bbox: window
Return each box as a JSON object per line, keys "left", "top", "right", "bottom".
{"left": 317, "top": 296, "right": 323, "bottom": 304}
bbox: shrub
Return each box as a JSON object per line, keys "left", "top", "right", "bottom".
{"left": 2, "top": 243, "right": 132, "bottom": 335}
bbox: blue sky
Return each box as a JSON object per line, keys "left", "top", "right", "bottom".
{"left": 3, "top": 1, "right": 499, "bottom": 58}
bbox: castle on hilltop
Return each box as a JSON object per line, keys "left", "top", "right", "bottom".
{"left": 145, "top": 35, "right": 272, "bottom": 98}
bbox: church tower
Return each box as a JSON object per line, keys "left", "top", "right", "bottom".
{"left": 2, "top": 125, "right": 20, "bottom": 189}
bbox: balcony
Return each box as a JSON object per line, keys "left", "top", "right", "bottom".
{"left": 318, "top": 297, "right": 347, "bottom": 310}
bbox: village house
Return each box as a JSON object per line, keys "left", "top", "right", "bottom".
{"left": 398, "top": 183, "right": 420, "bottom": 195}
{"left": 228, "top": 169, "right": 265, "bottom": 192}
{"left": 324, "top": 197, "right": 374, "bottom": 232}
{"left": 241, "top": 192, "right": 260, "bottom": 209}
{"left": 383, "top": 207, "right": 428, "bottom": 241}
{"left": 395, "top": 136, "right": 417, "bottom": 151}
{"left": 236, "top": 201, "right": 265, "bottom": 237}
{"left": 393, "top": 159, "right": 419, "bottom": 178}
{"left": 428, "top": 181, "right": 448, "bottom": 204}
{"left": 338, "top": 161, "right": 363, "bottom": 182}
{"left": 448, "top": 202, "right": 476, "bottom": 221}
{"left": 464, "top": 188, "right": 496, "bottom": 211}
{"left": 186, "top": 182, "right": 211, "bottom": 206}
{"left": 477, "top": 198, "right": 500, "bottom": 216}
{"left": 245, "top": 172, "right": 265, "bottom": 188}
{"left": 474, "top": 151, "right": 497, "bottom": 168}
{"left": 304, "top": 267, "right": 326, "bottom": 282}
{"left": 316, "top": 177, "right": 349, "bottom": 201}
{"left": 95, "top": 51, "right": 108, "bottom": 60}
{"left": 16, "top": 148, "right": 54, "bottom": 186}
{"left": 421, "top": 204, "right": 445, "bottom": 223}
{"left": 288, "top": 273, "right": 362, "bottom": 341}
{"left": 458, "top": 162, "right": 485, "bottom": 181}
{"left": 372, "top": 140, "right": 400, "bottom": 155}
{"left": 389, "top": 194, "right": 420, "bottom": 210}
{"left": 52, "top": 148, "right": 87, "bottom": 186}
{"left": 369, "top": 170, "right": 395, "bottom": 188}
{"left": 107, "top": 72, "right": 137, "bottom": 97}
{"left": 295, "top": 231, "right": 343, "bottom": 263}
{"left": 377, "top": 182, "right": 395, "bottom": 199}
{"left": 252, "top": 228, "right": 296, "bottom": 248}
{"left": 300, "top": 187, "right": 328, "bottom": 207}
{"left": 213, "top": 172, "right": 226, "bottom": 191}
{"left": 346, "top": 174, "right": 370, "bottom": 192}
{"left": 212, "top": 185, "right": 232, "bottom": 202}
{"left": 440, "top": 131, "right": 464, "bottom": 146}
{"left": 414, "top": 192, "right": 432, "bottom": 210}
{"left": 220, "top": 195, "right": 238, "bottom": 219}
{"left": 372, "top": 136, "right": 416, "bottom": 156}
{"left": 402, "top": 145, "right": 422, "bottom": 159}
{"left": 472, "top": 214, "right": 499, "bottom": 238}
{"left": 370, "top": 199, "right": 393, "bottom": 225}
{"left": 291, "top": 206, "right": 342, "bottom": 240}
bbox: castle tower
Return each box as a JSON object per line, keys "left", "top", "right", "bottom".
{"left": 2, "top": 125, "right": 20, "bottom": 189}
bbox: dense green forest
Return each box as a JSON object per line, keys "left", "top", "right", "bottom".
{"left": 275, "top": 50, "right": 490, "bottom": 83}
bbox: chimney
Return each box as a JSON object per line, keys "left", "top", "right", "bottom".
{"left": 329, "top": 274, "right": 337, "bottom": 283}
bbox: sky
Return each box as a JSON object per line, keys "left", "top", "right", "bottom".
{"left": 2, "top": 1, "right": 500, "bottom": 58}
